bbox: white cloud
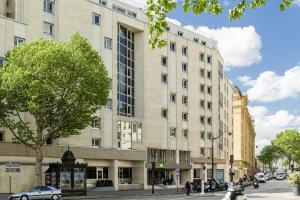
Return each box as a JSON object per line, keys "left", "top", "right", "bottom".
{"left": 295, "top": 0, "right": 300, "bottom": 7}
{"left": 249, "top": 106, "right": 300, "bottom": 151}
{"left": 197, "top": 26, "right": 262, "bottom": 68}
{"left": 241, "top": 66, "right": 300, "bottom": 102}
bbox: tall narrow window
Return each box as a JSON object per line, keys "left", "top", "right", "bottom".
{"left": 170, "top": 128, "right": 176, "bottom": 137}
{"left": 43, "top": 0, "right": 54, "bottom": 13}
{"left": 117, "top": 25, "right": 135, "bottom": 117}
{"left": 161, "top": 109, "right": 168, "bottom": 118}
{"left": 200, "top": 53, "right": 205, "bottom": 61}
{"left": 92, "top": 13, "right": 101, "bottom": 25}
{"left": 161, "top": 56, "right": 168, "bottom": 66}
{"left": 182, "top": 96, "right": 188, "bottom": 105}
{"left": 182, "top": 46, "right": 188, "bottom": 56}
{"left": 182, "top": 63, "right": 188, "bottom": 72}
{"left": 104, "top": 37, "right": 112, "bottom": 49}
{"left": 182, "top": 79, "right": 188, "bottom": 89}
{"left": 170, "top": 93, "right": 176, "bottom": 103}
{"left": 207, "top": 55, "right": 212, "bottom": 64}
{"left": 43, "top": 22, "right": 54, "bottom": 36}
{"left": 170, "top": 42, "right": 176, "bottom": 52}
{"left": 182, "top": 113, "right": 188, "bottom": 121}
{"left": 161, "top": 74, "right": 168, "bottom": 83}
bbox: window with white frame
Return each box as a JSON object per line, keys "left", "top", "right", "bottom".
{"left": 99, "top": 0, "right": 107, "bottom": 6}
{"left": 170, "top": 93, "right": 176, "bottom": 103}
{"left": 104, "top": 37, "right": 112, "bottom": 49}
{"left": 161, "top": 73, "right": 168, "bottom": 83}
{"left": 178, "top": 31, "right": 183, "bottom": 36}
{"left": 200, "top": 68, "right": 205, "bottom": 77}
{"left": 207, "top": 132, "right": 212, "bottom": 140}
{"left": 182, "top": 95, "right": 188, "bottom": 105}
{"left": 92, "top": 118, "right": 101, "bottom": 128}
{"left": 14, "top": 36, "right": 25, "bottom": 47}
{"left": 207, "top": 86, "right": 212, "bottom": 94}
{"left": 182, "top": 46, "right": 188, "bottom": 56}
{"left": 200, "top": 53, "right": 205, "bottom": 61}
{"left": 207, "top": 71, "right": 212, "bottom": 79}
{"left": 92, "top": 138, "right": 100, "bottom": 147}
{"left": 207, "top": 101, "right": 212, "bottom": 110}
{"left": 194, "top": 37, "right": 199, "bottom": 43}
{"left": 182, "top": 113, "right": 188, "bottom": 121}
{"left": 207, "top": 55, "right": 212, "bottom": 64}
{"left": 92, "top": 13, "right": 101, "bottom": 25}
{"left": 200, "top": 116, "right": 205, "bottom": 124}
{"left": 200, "top": 131, "right": 205, "bottom": 140}
{"left": 170, "top": 42, "right": 176, "bottom": 52}
{"left": 200, "top": 84, "right": 205, "bottom": 93}
{"left": 182, "top": 62, "right": 188, "bottom": 72}
{"left": 170, "top": 128, "right": 176, "bottom": 137}
{"left": 43, "top": 0, "right": 54, "bottom": 13}
{"left": 200, "top": 100, "right": 205, "bottom": 108}
{"left": 161, "top": 108, "right": 168, "bottom": 118}
{"left": 200, "top": 147, "right": 205, "bottom": 156}
{"left": 43, "top": 22, "right": 54, "bottom": 36}
{"left": 161, "top": 56, "right": 168, "bottom": 66}
{"left": 207, "top": 117, "right": 212, "bottom": 125}
{"left": 183, "top": 129, "right": 188, "bottom": 138}
{"left": 182, "top": 79, "right": 188, "bottom": 89}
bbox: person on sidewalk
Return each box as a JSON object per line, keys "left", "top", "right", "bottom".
{"left": 185, "top": 180, "right": 191, "bottom": 196}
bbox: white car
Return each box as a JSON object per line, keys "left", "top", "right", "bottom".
{"left": 256, "top": 173, "right": 266, "bottom": 183}
{"left": 8, "top": 186, "right": 61, "bottom": 200}
{"left": 276, "top": 173, "right": 285, "bottom": 180}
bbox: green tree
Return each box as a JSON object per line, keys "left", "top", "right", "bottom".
{"left": 258, "top": 145, "right": 282, "bottom": 173}
{"left": 146, "top": 0, "right": 295, "bottom": 48}
{"left": 0, "top": 33, "right": 109, "bottom": 185}
{"left": 272, "top": 130, "right": 300, "bottom": 169}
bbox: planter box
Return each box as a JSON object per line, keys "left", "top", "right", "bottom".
{"left": 292, "top": 185, "right": 300, "bottom": 196}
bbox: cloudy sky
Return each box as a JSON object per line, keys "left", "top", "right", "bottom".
{"left": 124, "top": 0, "right": 300, "bottom": 151}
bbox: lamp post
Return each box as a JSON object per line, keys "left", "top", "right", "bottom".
{"left": 211, "top": 132, "right": 232, "bottom": 180}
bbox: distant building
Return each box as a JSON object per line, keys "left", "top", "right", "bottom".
{"left": 233, "top": 87, "right": 256, "bottom": 178}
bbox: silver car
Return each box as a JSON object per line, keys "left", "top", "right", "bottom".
{"left": 8, "top": 186, "right": 61, "bottom": 200}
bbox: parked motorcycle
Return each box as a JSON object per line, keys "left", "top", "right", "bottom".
{"left": 253, "top": 181, "right": 259, "bottom": 189}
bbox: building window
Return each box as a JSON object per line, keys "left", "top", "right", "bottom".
{"left": 182, "top": 113, "right": 188, "bottom": 121}
{"left": 161, "top": 74, "right": 168, "bottom": 83}
{"left": 92, "top": 138, "right": 100, "bottom": 147}
{"left": 92, "top": 13, "right": 101, "bottom": 25}
{"left": 106, "top": 99, "right": 112, "bottom": 109}
{"left": 207, "top": 86, "right": 212, "bottom": 94}
{"left": 99, "top": 0, "right": 107, "bottom": 6}
{"left": 43, "top": 0, "right": 54, "bottom": 13}
{"left": 182, "top": 63, "right": 188, "bottom": 72}
{"left": 119, "top": 167, "right": 132, "bottom": 184}
{"left": 0, "top": 132, "right": 4, "bottom": 142}
{"left": 194, "top": 37, "right": 199, "bottom": 43}
{"left": 182, "top": 96, "right": 188, "bottom": 105}
{"left": 43, "top": 22, "right": 54, "bottom": 36}
{"left": 183, "top": 129, "right": 188, "bottom": 138}
{"left": 207, "top": 101, "right": 212, "bottom": 110}
{"left": 161, "top": 108, "right": 168, "bottom": 118}
{"left": 178, "top": 31, "right": 183, "bottom": 36}
{"left": 200, "top": 68, "right": 205, "bottom": 77}
{"left": 182, "top": 79, "right": 188, "bottom": 89}
{"left": 166, "top": 26, "right": 170, "bottom": 31}
{"left": 207, "top": 55, "right": 212, "bottom": 64}
{"left": 104, "top": 37, "right": 112, "bottom": 49}
{"left": 200, "top": 116, "right": 205, "bottom": 124}
{"left": 170, "top": 128, "right": 176, "bottom": 137}
{"left": 200, "top": 100, "right": 205, "bottom": 108}
{"left": 200, "top": 147, "right": 205, "bottom": 156}
{"left": 201, "top": 41, "right": 207, "bottom": 46}
{"left": 14, "top": 36, "right": 25, "bottom": 47}
{"left": 170, "top": 42, "right": 176, "bottom": 52}
{"left": 170, "top": 93, "right": 176, "bottom": 103}
{"left": 182, "top": 46, "right": 188, "bottom": 56}
{"left": 92, "top": 118, "right": 101, "bottom": 128}
{"left": 161, "top": 56, "right": 168, "bottom": 66}
{"left": 208, "top": 132, "right": 212, "bottom": 140}
{"left": 200, "top": 131, "right": 205, "bottom": 140}
{"left": 200, "top": 53, "right": 205, "bottom": 61}
{"left": 0, "top": 57, "right": 4, "bottom": 65}
{"left": 207, "top": 117, "right": 212, "bottom": 125}
{"left": 117, "top": 25, "right": 135, "bottom": 117}
{"left": 200, "top": 84, "right": 205, "bottom": 93}
{"left": 207, "top": 71, "right": 212, "bottom": 79}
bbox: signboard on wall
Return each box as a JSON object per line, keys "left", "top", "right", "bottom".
{"left": 5, "top": 163, "right": 21, "bottom": 172}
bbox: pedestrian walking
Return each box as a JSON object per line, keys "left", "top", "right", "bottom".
{"left": 185, "top": 179, "right": 191, "bottom": 196}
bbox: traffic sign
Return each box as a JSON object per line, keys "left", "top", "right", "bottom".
{"left": 6, "top": 163, "right": 21, "bottom": 173}
{"left": 176, "top": 168, "right": 180, "bottom": 174}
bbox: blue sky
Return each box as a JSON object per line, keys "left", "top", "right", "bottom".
{"left": 166, "top": 1, "right": 300, "bottom": 149}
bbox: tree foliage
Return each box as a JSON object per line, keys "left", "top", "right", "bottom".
{"left": 146, "top": 0, "right": 295, "bottom": 48}
{"left": 258, "top": 145, "right": 282, "bottom": 167}
{"left": 0, "top": 33, "right": 109, "bottom": 185}
{"left": 272, "top": 129, "right": 300, "bottom": 166}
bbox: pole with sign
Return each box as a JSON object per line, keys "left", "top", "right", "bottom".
{"left": 176, "top": 169, "right": 180, "bottom": 192}
{"left": 5, "top": 162, "right": 21, "bottom": 194}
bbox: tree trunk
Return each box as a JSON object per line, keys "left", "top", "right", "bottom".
{"left": 35, "top": 125, "right": 43, "bottom": 186}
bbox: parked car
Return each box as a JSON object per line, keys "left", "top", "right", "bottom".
{"left": 9, "top": 186, "right": 61, "bottom": 200}
{"left": 256, "top": 173, "right": 266, "bottom": 183}
{"left": 276, "top": 173, "right": 285, "bottom": 180}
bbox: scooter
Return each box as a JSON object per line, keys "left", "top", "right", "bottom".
{"left": 253, "top": 181, "right": 259, "bottom": 189}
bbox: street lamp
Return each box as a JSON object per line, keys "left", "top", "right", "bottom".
{"left": 211, "top": 131, "right": 232, "bottom": 180}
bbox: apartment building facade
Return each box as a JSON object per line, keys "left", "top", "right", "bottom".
{"left": 233, "top": 87, "right": 256, "bottom": 178}
{"left": 0, "top": 0, "right": 235, "bottom": 193}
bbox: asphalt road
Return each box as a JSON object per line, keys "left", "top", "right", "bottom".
{"left": 1, "top": 180, "right": 297, "bottom": 200}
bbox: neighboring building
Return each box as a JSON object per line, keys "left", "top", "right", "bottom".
{"left": 0, "top": 0, "right": 235, "bottom": 193}
{"left": 233, "top": 87, "right": 256, "bottom": 178}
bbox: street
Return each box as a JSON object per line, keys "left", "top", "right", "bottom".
{"left": 0, "top": 180, "right": 297, "bottom": 200}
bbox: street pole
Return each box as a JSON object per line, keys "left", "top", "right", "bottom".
{"left": 9, "top": 174, "right": 11, "bottom": 194}
{"left": 211, "top": 138, "right": 214, "bottom": 180}
{"left": 151, "top": 162, "right": 155, "bottom": 194}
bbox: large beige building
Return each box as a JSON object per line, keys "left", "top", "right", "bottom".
{"left": 0, "top": 0, "right": 236, "bottom": 193}
{"left": 233, "top": 87, "right": 256, "bottom": 178}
